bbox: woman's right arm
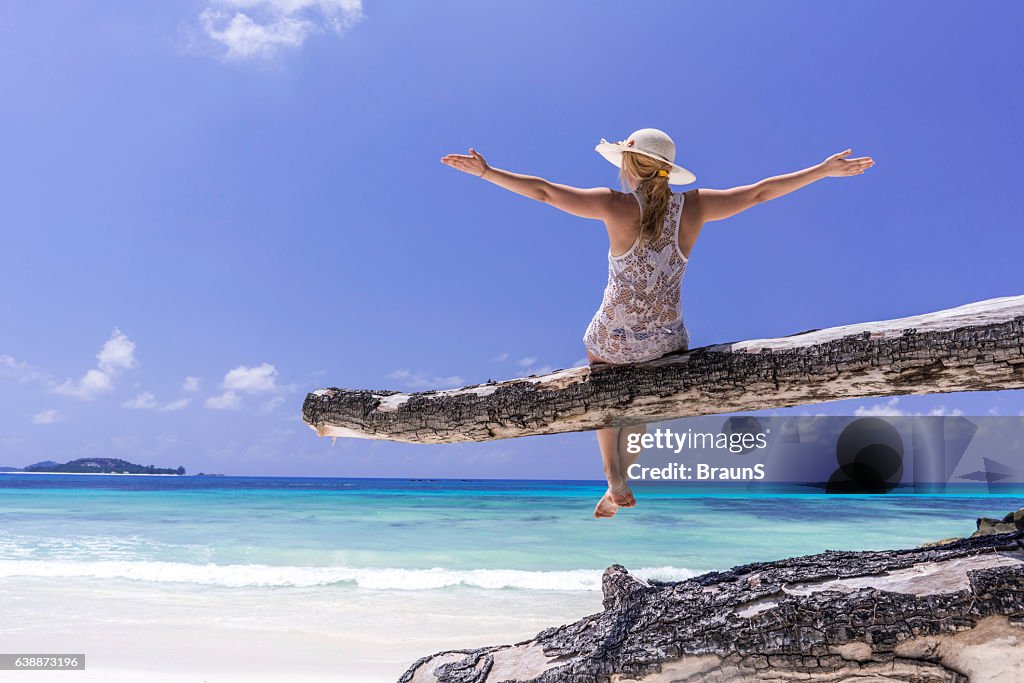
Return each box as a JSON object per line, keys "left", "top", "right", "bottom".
{"left": 696, "top": 149, "right": 874, "bottom": 222}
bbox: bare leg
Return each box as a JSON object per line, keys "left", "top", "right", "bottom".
{"left": 587, "top": 349, "right": 637, "bottom": 517}
{"left": 617, "top": 423, "right": 647, "bottom": 495}
{"left": 592, "top": 424, "right": 626, "bottom": 518}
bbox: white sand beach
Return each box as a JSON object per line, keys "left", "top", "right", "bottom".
{"left": 0, "top": 576, "right": 601, "bottom": 682}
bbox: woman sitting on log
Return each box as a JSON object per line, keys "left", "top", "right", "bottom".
{"left": 441, "top": 128, "right": 873, "bottom": 518}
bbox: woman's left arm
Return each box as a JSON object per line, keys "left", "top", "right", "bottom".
{"left": 441, "top": 148, "right": 615, "bottom": 220}
{"left": 756, "top": 149, "right": 874, "bottom": 201}
{"left": 697, "top": 149, "right": 875, "bottom": 222}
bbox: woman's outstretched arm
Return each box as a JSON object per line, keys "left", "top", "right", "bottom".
{"left": 697, "top": 149, "right": 874, "bottom": 222}
{"left": 440, "top": 148, "right": 616, "bottom": 220}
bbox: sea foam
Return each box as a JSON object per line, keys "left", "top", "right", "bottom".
{"left": 0, "top": 559, "right": 694, "bottom": 591}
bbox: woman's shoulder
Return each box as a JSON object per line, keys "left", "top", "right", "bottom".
{"left": 678, "top": 188, "right": 701, "bottom": 208}
{"left": 679, "top": 189, "right": 704, "bottom": 228}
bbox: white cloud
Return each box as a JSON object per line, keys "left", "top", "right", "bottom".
{"left": 123, "top": 392, "right": 159, "bottom": 410}
{"left": 852, "top": 397, "right": 902, "bottom": 416}
{"left": 32, "top": 409, "right": 61, "bottom": 425}
{"left": 197, "top": 0, "right": 364, "bottom": 62}
{"left": 224, "top": 363, "right": 278, "bottom": 393}
{"left": 54, "top": 329, "right": 137, "bottom": 401}
{"left": 853, "top": 397, "right": 964, "bottom": 417}
{"left": 205, "top": 362, "right": 289, "bottom": 410}
{"left": 387, "top": 369, "right": 465, "bottom": 390}
{"left": 261, "top": 396, "right": 285, "bottom": 413}
{"left": 927, "top": 406, "right": 965, "bottom": 417}
{"left": 123, "top": 392, "right": 191, "bottom": 412}
{"left": 97, "top": 328, "right": 137, "bottom": 374}
{"left": 54, "top": 368, "right": 115, "bottom": 400}
{"left": 206, "top": 391, "right": 241, "bottom": 410}
{"left": 161, "top": 398, "right": 191, "bottom": 412}
{"left": 0, "top": 354, "right": 51, "bottom": 385}
{"left": 491, "top": 352, "right": 509, "bottom": 362}
{"left": 508, "top": 354, "right": 556, "bottom": 377}
{"left": 182, "top": 376, "right": 202, "bottom": 392}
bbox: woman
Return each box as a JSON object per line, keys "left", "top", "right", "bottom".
{"left": 441, "top": 128, "right": 873, "bottom": 519}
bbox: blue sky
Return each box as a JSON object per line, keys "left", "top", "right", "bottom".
{"left": 1, "top": 1, "right": 1022, "bottom": 478}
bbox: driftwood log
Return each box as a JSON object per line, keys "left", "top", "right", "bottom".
{"left": 303, "top": 294, "right": 1024, "bottom": 444}
{"left": 400, "top": 511, "right": 1024, "bottom": 683}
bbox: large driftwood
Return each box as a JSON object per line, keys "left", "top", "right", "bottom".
{"left": 400, "top": 511, "right": 1024, "bottom": 683}
{"left": 303, "top": 294, "right": 1024, "bottom": 444}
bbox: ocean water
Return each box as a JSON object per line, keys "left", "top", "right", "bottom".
{"left": 1, "top": 474, "right": 1022, "bottom": 680}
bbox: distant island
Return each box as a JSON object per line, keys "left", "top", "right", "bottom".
{"left": 10, "top": 458, "right": 186, "bottom": 475}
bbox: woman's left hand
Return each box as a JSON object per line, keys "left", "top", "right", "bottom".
{"left": 819, "top": 149, "right": 875, "bottom": 177}
{"left": 440, "top": 148, "right": 490, "bottom": 178}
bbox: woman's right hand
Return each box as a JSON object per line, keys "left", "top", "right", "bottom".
{"left": 819, "top": 149, "right": 875, "bottom": 177}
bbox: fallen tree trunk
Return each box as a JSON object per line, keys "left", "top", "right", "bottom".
{"left": 303, "top": 294, "right": 1024, "bottom": 444}
{"left": 400, "top": 512, "right": 1024, "bottom": 683}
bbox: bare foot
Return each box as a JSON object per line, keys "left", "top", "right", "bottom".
{"left": 593, "top": 491, "right": 618, "bottom": 519}
{"left": 609, "top": 480, "right": 636, "bottom": 508}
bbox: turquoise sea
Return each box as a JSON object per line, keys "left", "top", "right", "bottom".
{"left": 1, "top": 475, "right": 1022, "bottom": 680}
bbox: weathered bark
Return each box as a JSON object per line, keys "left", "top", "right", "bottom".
{"left": 303, "top": 294, "right": 1024, "bottom": 444}
{"left": 400, "top": 513, "right": 1024, "bottom": 683}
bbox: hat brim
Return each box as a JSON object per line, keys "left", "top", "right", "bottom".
{"left": 595, "top": 140, "right": 696, "bottom": 185}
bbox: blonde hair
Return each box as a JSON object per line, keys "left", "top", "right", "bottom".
{"left": 620, "top": 151, "right": 672, "bottom": 245}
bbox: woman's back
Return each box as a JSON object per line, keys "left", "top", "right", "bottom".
{"left": 583, "top": 189, "right": 690, "bottom": 364}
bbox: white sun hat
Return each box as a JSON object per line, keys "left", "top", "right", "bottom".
{"left": 595, "top": 128, "right": 696, "bottom": 185}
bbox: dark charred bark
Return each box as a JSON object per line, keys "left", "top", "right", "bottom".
{"left": 400, "top": 519, "right": 1024, "bottom": 682}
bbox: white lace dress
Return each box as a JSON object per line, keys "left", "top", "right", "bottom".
{"left": 583, "top": 190, "right": 690, "bottom": 364}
